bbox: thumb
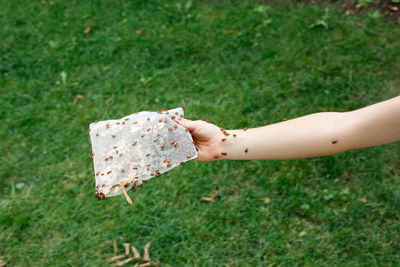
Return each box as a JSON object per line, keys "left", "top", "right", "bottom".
{"left": 176, "top": 118, "right": 197, "bottom": 133}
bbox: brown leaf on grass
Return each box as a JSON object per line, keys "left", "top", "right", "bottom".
{"left": 143, "top": 242, "right": 151, "bottom": 261}
{"left": 84, "top": 25, "right": 93, "bottom": 37}
{"left": 123, "top": 243, "right": 130, "bottom": 255}
{"left": 201, "top": 190, "right": 218, "bottom": 202}
{"left": 261, "top": 197, "right": 270, "bottom": 205}
{"left": 138, "top": 262, "right": 152, "bottom": 267}
{"left": 116, "top": 257, "right": 134, "bottom": 266}
{"left": 113, "top": 240, "right": 118, "bottom": 255}
{"left": 0, "top": 259, "right": 7, "bottom": 267}
{"left": 107, "top": 255, "right": 126, "bottom": 263}
{"left": 131, "top": 245, "right": 141, "bottom": 259}
{"left": 223, "top": 29, "right": 234, "bottom": 34}
{"left": 136, "top": 29, "right": 144, "bottom": 34}
{"left": 76, "top": 94, "right": 84, "bottom": 100}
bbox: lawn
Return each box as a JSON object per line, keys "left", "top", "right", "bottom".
{"left": 1, "top": 0, "right": 400, "bottom": 266}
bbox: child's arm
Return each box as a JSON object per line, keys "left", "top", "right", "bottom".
{"left": 177, "top": 96, "right": 400, "bottom": 161}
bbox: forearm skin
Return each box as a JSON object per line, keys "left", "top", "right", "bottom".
{"left": 221, "top": 96, "right": 400, "bottom": 160}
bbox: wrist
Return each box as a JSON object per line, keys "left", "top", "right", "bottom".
{"left": 217, "top": 129, "right": 248, "bottom": 160}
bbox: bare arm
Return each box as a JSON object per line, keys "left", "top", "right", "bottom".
{"left": 177, "top": 96, "right": 400, "bottom": 161}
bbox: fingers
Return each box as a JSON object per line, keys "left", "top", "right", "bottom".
{"left": 175, "top": 118, "right": 198, "bottom": 132}
{"left": 176, "top": 119, "right": 203, "bottom": 160}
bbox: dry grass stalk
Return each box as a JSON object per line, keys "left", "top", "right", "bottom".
{"left": 84, "top": 25, "right": 92, "bottom": 37}
{"left": 107, "top": 255, "right": 126, "bottom": 263}
{"left": 131, "top": 245, "right": 141, "bottom": 259}
{"left": 113, "top": 240, "right": 118, "bottom": 255}
{"left": 200, "top": 196, "right": 214, "bottom": 202}
{"left": 262, "top": 197, "right": 270, "bottom": 205}
{"left": 201, "top": 190, "right": 218, "bottom": 202}
{"left": 123, "top": 243, "right": 130, "bottom": 255}
{"left": 115, "top": 257, "right": 133, "bottom": 266}
{"left": 143, "top": 242, "right": 151, "bottom": 261}
{"left": 108, "top": 241, "right": 162, "bottom": 267}
{"left": 123, "top": 188, "right": 133, "bottom": 205}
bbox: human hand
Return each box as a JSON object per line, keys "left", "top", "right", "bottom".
{"left": 176, "top": 118, "right": 224, "bottom": 161}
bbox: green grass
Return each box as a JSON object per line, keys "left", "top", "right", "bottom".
{"left": 1, "top": 0, "right": 400, "bottom": 266}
